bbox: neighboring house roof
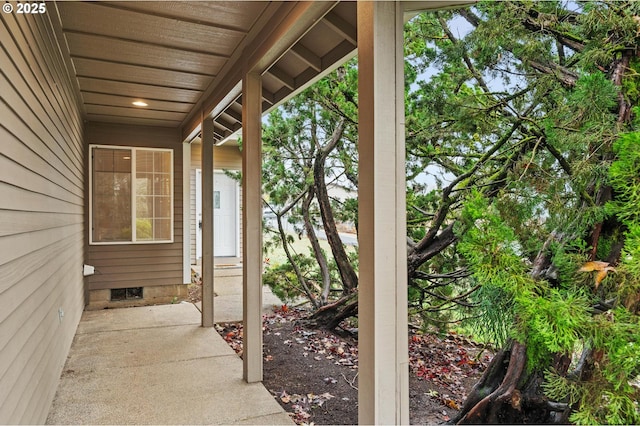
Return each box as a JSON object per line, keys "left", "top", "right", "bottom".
{"left": 327, "top": 182, "right": 357, "bottom": 202}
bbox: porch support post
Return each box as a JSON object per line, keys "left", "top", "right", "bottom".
{"left": 242, "top": 70, "right": 263, "bottom": 383}
{"left": 357, "top": 2, "right": 409, "bottom": 424}
{"left": 201, "top": 115, "right": 215, "bottom": 327}
{"left": 182, "top": 141, "right": 192, "bottom": 285}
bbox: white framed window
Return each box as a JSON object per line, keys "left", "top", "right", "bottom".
{"left": 89, "top": 145, "right": 173, "bottom": 245}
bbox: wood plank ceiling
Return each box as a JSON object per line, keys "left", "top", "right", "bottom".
{"left": 53, "top": 1, "right": 358, "bottom": 143}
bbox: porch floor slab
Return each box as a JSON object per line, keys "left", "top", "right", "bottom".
{"left": 46, "top": 302, "right": 293, "bottom": 425}
{"left": 193, "top": 273, "right": 286, "bottom": 323}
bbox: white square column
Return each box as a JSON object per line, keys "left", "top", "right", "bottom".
{"left": 182, "top": 141, "right": 192, "bottom": 285}
{"left": 201, "top": 116, "right": 215, "bottom": 327}
{"left": 357, "top": 1, "right": 409, "bottom": 424}
{"left": 242, "top": 71, "right": 263, "bottom": 383}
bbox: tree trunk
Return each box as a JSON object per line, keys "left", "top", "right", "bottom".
{"left": 309, "top": 291, "right": 358, "bottom": 330}
{"left": 276, "top": 211, "right": 319, "bottom": 309}
{"left": 302, "top": 187, "right": 332, "bottom": 305}
{"left": 313, "top": 119, "right": 359, "bottom": 294}
{"left": 612, "top": 53, "right": 632, "bottom": 125}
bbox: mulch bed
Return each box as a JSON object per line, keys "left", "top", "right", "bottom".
{"left": 216, "top": 306, "right": 492, "bottom": 425}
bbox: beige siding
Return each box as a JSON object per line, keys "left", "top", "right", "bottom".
{"left": 0, "top": 11, "right": 85, "bottom": 425}
{"left": 85, "top": 123, "right": 184, "bottom": 290}
{"left": 190, "top": 142, "right": 243, "bottom": 170}
{"left": 189, "top": 142, "right": 242, "bottom": 264}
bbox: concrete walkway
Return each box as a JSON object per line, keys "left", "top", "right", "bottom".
{"left": 194, "top": 267, "right": 285, "bottom": 323}
{"left": 46, "top": 301, "right": 293, "bottom": 424}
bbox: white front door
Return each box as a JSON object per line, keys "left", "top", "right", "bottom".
{"left": 214, "top": 172, "right": 238, "bottom": 257}
{"left": 195, "top": 169, "right": 202, "bottom": 260}
{"left": 195, "top": 170, "right": 238, "bottom": 260}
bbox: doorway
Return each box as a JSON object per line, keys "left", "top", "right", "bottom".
{"left": 195, "top": 169, "right": 239, "bottom": 260}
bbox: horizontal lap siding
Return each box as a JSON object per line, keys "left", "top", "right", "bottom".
{"left": 0, "top": 10, "right": 85, "bottom": 425}
{"left": 85, "top": 123, "right": 184, "bottom": 290}
{"left": 189, "top": 143, "right": 242, "bottom": 264}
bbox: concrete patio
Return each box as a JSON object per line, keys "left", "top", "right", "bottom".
{"left": 46, "top": 278, "right": 292, "bottom": 425}
{"left": 191, "top": 266, "right": 286, "bottom": 323}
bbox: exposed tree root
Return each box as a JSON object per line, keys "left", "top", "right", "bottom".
{"left": 451, "top": 340, "right": 571, "bottom": 424}
{"left": 454, "top": 341, "right": 527, "bottom": 424}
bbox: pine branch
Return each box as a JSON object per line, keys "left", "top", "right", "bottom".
{"left": 522, "top": 12, "right": 585, "bottom": 53}
{"left": 526, "top": 60, "right": 579, "bottom": 87}
{"left": 459, "top": 8, "right": 481, "bottom": 27}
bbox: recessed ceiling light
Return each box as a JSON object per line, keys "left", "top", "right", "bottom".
{"left": 132, "top": 100, "right": 148, "bottom": 107}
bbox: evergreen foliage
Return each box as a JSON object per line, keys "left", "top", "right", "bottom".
{"left": 261, "top": 62, "right": 359, "bottom": 309}
{"left": 260, "top": 1, "right": 639, "bottom": 422}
